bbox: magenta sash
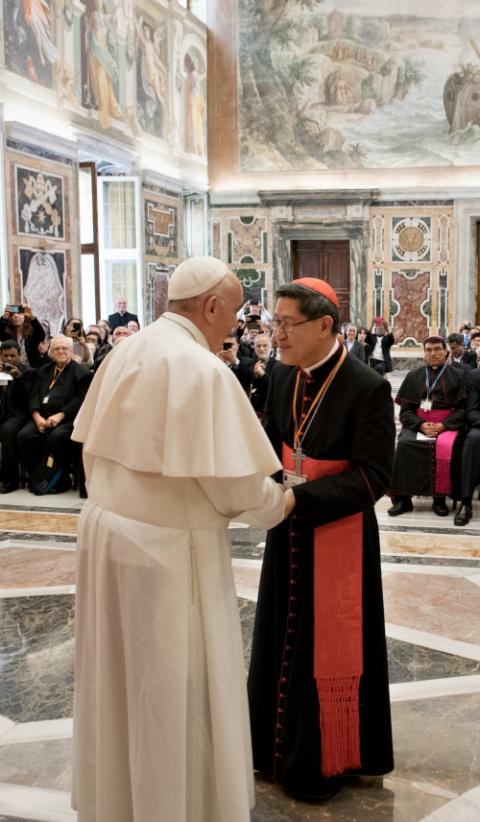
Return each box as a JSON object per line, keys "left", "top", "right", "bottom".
{"left": 416, "top": 409, "right": 458, "bottom": 495}
{"left": 282, "top": 445, "right": 363, "bottom": 776}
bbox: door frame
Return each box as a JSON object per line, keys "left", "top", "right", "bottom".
{"left": 274, "top": 223, "right": 368, "bottom": 325}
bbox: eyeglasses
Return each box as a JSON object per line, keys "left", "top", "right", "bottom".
{"left": 271, "top": 318, "right": 314, "bottom": 334}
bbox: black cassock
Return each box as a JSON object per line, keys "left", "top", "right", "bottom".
{"left": 248, "top": 346, "right": 395, "bottom": 796}
{"left": 391, "top": 364, "right": 468, "bottom": 499}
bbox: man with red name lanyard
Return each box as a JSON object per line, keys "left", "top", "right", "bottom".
{"left": 248, "top": 278, "right": 395, "bottom": 802}
{"left": 389, "top": 336, "right": 468, "bottom": 517}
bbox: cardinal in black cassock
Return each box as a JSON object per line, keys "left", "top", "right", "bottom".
{"left": 248, "top": 278, "right": 395, "bottom": 801}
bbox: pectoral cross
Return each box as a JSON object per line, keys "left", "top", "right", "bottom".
{"left": 293, "top": 445, "right": 306, "bottom": 477}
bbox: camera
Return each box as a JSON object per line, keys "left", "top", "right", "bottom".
{"left": 223, "top": 342, "right": 233, "bottom": 350}
{"left": 7, "top": 304, "right": 23, "bottom": 314}
{"left": 71, "top": 320, "right": 82, "bottom": 335}
{"left": 2, "top": 363, "right": 13, "bottom": 371}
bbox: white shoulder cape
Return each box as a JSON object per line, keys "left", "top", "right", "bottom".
{"left": 73, "top": 313, "right": 282, "bottom": 478}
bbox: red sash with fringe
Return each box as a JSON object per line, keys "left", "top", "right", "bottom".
{"left": 282, "top": 444, "right": 363, "bottom": 777}
{"left": 415, "top": 408, "right": 458, "bottom": 495}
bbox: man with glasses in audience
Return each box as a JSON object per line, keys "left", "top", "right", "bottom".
{"left": 249, "top": 278, "right": 395, "bottom": 803}
{"left": 17, "top": 335, "right": 91, "bottom": 494}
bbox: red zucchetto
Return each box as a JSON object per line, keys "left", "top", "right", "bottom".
{"left": 295, "top": 277, "right": 339, "bottom": 309}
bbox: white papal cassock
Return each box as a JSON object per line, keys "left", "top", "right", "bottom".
{"left": 71, "top": 313, "right": 285, "bottom": 822}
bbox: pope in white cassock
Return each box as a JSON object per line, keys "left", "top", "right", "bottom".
{"left": 71, "top": 257, "right": 291, "bottom": 822}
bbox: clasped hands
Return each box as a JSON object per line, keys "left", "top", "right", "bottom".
{"left": 33, "top": 411, "right": 65, "bottom": 433}
{"left": 420, "top": 421, "right": 445, "bottom": 438}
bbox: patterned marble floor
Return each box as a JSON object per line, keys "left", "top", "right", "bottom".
{"left": 0, "top": 484, "right": 480, "bottom": 821}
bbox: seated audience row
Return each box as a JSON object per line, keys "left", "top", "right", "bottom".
{"left": 388, "top": 335, "right": 480, "bottom": 526}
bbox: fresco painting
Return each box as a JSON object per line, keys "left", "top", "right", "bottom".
{"left": 136, "top": 11, "right": 168, "bottom": 138}
{"left": 2, "top": 1, "right": 206, "bottom": 159}
{"left": 183, "top": 49, "right": 207, "bottom": 156}
{"left": 81, "top": 0, "right": 123, "bottom": 129}
{"left": 3, "top": 0, "right": 59, "bottom": 88}
{"left": 238, "top": 0, "right": 480, "bottom": 170}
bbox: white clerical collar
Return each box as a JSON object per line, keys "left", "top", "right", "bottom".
{"left": 161, "top": 312, "right": 210, "bottom": 350}
{"left": 303, "top": 338, "right": 340, "bottom": 375}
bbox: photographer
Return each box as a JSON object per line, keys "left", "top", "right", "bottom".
{"left": 0, "top": 341, "right": 38, "bottom": 493}
{"left": 366, "top": 318, "right": 394, "bottom": 376}
{"left": 238, "top": 298, "right": 272, "bottom": 324}
{"left": 216, "top": 334, "right": 253, "bottom": 392}
{"left": 63, "top": 318, "right": 93, "bottom": 367}
{"left": 0, "top": 303, "right": 45, "bottom": 368}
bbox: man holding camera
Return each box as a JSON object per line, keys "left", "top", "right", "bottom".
{"left": 0, "top": 303, "right": 46, "bottom": 368}
{"left": 0, "top": 341, "right": 38, "bottom": 493}
{"left": 365, "top": 318, "right": 394, "bottom": 376}
{"left": 217, "top": 333, "right": 253, "bottom": 392}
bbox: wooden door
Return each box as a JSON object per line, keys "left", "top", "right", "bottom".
{"left": 292, "top": 240, "right": 350, "bottom": 323}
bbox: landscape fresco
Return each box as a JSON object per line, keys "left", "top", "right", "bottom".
{"left": 238, "top": 0, "right": 480, "bottom": 170}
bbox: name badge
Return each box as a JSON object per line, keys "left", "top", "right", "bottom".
{"left": 42, "top": 395, "right": 49, "bottom": 404}
{"left": 283, "top": 470, "right": 307, "bottom": 488}
{"left": 421, "top": 399, "right": 432, "bottom": 412}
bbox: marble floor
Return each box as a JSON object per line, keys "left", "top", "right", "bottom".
{"left": 0, "top": 476, "right": 480, "bottom": 820}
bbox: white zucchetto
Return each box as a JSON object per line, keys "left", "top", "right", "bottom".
{"left": 168, "top": 256, "right": 230, "bottom": 300}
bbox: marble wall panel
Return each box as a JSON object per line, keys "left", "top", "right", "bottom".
{"left": 368, "top": 206, "right": 455, "bottom": 344}
{"left": 144, "top": 197, "right": 178, "bottom": 260}
{"left": 5, "top": 144, "right": 77, "bottom": 334}
{"left": 142, "top": 184, "right": 182, "bottom": 322}
{"left": 391, "top": 269, "right": 430, "bottom": 345}
{"left": 210, "top": 207, "right": 273, "bottom": 307}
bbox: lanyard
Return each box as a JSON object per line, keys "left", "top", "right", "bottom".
{"left": 292, "top": 346, "right": 347, "bottom": 449}
{"left": 425, "top": 364, "right": 446, "bottom": 397}
{"left": 48, "top": 365, "right": 65, "bottom": 392}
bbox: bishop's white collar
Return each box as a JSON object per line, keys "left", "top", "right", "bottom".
{"left": 303, "top": 338, "right": 340, "bottom": 375}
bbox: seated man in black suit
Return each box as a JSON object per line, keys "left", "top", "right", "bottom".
{"left": 18, "top": 335, "right": 92, "bottom": 494}
{"left": 344, "top": 324, "right": 366, "bottom": 362}
{"left": 447, "top": 333, "right": 477, "bottom": 369}
{"left": 216, "top": 334, "right": 253, "bottom": 393}
{"left": 0, "top": 341, "right": 38, "bottom": 493}
{"left": 454, "top": 368, "right": 480, "bottom": 526}
{"left": 108, "top": 297, "right": 140, "bottom": 331}
{"left": 249, "top": 333, "right": 276, "bottom": 417}
{"left": 389, "top": 336, "right": 468, "bottom": 517}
